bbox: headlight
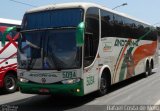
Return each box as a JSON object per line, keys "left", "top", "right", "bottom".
{"left": 19, "top": 77, "right": 29, "bottom": 83}
{"left": 61, "top": 78, "right": 80, "bottom": 84}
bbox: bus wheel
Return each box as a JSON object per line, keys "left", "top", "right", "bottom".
{"left": 4, "top": 74, "right": 17, "bottom": 93}
{"left": 144, "top": 63, "right": 151, "bottom": 77}
{"left": 149, "top": 64, "right": 152, "bottom": 75}
{"left": 97, "top": 73, "right": 108, "bottom": 96}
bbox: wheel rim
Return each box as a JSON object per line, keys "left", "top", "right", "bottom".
{"left": 5, "top": 76, "right": 15, "bottom": 90}
{"left": 146, "top": 69, "right": 149, "bottom": 75}
{"left": 100, "top": 77, "right": 107, "bottom": 94}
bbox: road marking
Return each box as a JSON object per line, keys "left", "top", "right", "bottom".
{"left": 154, "top": 99, "right": 160, "bottom": 105}
{"left": 149, "top": 100, "right": 160, "bottom": 111}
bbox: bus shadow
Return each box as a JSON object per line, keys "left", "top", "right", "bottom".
{"left": 2, "top": 72, "right": 156, "bottom": 111}
{"left": 0, "top": 90, "right": 18, "bottom": 96}
{"left": 108, "top": 72, "right": 156, "bottom": 94}
{"left": 0, "top": 90, "right": 7, "bottom": 95}
{"left": 2, "top": 92, "right": 96, "bottom": 111}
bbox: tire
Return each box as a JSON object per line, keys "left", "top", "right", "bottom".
{"left": 97, "top": 73, "right": 109, "bottom": 96}
{"left": 150, "top": 61, "right": 153, "bottom": 74}
{"left": 149, "top": 64, "right": 152, "bottom": 75}
{"left": 144, "top": 63, "right": 151, "bottom": 77}
{"left": 4, "top": 74, "right": 17, "bottom": 93}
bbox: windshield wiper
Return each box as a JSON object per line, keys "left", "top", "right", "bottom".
{"left": 26, "top": 40, "right": 40, "bottom": 49}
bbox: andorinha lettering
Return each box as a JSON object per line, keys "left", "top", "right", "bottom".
{"left": 114, "top": 39, "right": 138, "bottom": 47}
{"left": 29, "top": 73, "right": 57, "bottom": 77}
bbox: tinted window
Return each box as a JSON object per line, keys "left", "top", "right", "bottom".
{"left": 19, "top": 29, "right": 81, "bottom": 69}
{"left": 101, "top": 10, "right": 114, "bottom": 37}
{"left": 84, "top": 7, "right": 99, "bottom": 67}
{"left": 100, "top": 9, "right": 157, "bottom": 41}
{"left": 22, "top": 8, "right": 83, "bottom": 30}
{"left": 113, "top": 14, "right": 124, "bottom": 37}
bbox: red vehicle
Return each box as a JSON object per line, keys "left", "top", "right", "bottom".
{"left": 0, "top": 18, "right": 21, "bottom": 93}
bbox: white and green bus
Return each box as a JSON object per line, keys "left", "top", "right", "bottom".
{"left": 16, "top": 2, "right": 159, "bottom": 96}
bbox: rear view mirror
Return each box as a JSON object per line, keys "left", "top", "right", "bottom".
{"left": 76, "top": 22, "right": 85, "bottom": 47}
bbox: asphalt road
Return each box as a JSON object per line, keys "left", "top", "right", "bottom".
{"left": 0, "top": 68, "right": 160, "bottom": 111}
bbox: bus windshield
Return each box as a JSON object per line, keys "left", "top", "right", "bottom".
{"left": 18, "top": 8, "right": 83, "bottom": 70}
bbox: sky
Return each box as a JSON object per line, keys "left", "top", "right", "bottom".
{"left": 1, "top": 0, "right": 160, "bottom": 26}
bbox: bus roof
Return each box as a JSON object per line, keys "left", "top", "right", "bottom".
{"left": 0, "top": 18, "right": 21, "bottom": 25}
{"left": 26, "top": 2, "right": 151, "bottom": 26}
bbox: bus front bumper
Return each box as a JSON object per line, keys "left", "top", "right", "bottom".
{"left": 18, "top": 80, "right": 84, "bottom": 96}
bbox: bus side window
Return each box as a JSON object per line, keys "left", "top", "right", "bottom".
{"left": 84, "top": 33, "right": 94, "bottom": 67}
{"left": 84, "top": 33, "right": 94, "bottom": 58}
{"left": 84, "top": 7, "right": 99, "bottom": 67}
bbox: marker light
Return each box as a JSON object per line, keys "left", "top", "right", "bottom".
{"left": 76, "top": 89, "right": 80, "bottom": 92}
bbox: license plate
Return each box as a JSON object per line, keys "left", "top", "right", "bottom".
{"left": 39, "top": 88, "right": 49, "bottom": 93}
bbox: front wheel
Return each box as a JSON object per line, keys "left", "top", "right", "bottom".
{"left": 97, "top": 74, "right": 109, "bottom": 96}
{"left": 4, "top": 74, "right": 17, "bottom": 93}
